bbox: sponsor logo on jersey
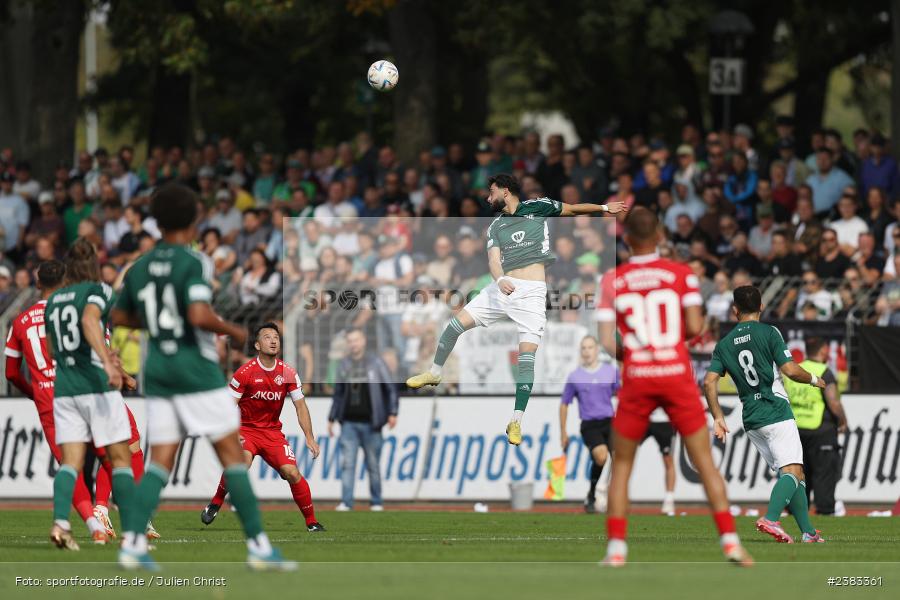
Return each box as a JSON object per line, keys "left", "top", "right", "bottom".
{"left": 254, "top": 379, "right": 264, "bottom": 383}
{"left": 511, "top": 231, "right": 525, "bottom": 243}
{"left": 251, "top": 390, "right": 283, "bottom": 401}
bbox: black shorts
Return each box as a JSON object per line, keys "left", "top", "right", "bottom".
{"left": 580, "top": 418, "right": 612, "bottom": 451}
{"left": 643, "top": 421, "right": 675, "bottom": 455}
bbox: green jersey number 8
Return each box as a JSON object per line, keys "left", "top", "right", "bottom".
{"left": 738, "top": 349, "right": 760, "bottom": 386}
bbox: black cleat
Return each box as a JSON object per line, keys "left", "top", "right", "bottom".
{"left": 306, "top": 522, "right": 326, "bottom": 532}
{"left": 584, "top": 496, "right": 597, "bottom": 514}
{"left": 201, "top": 503, "right": 220, "bottom": 525}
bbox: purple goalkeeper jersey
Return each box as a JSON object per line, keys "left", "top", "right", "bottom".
{"left": 560, "top": 364, "right": 619, "bottom": 421}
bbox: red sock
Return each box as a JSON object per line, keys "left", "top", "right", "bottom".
{"left": 131, "top": 449, "right": 145, "bottom": 483}
{"left": 606, "top": 516, "right": 627, "bottom": 541}
{"left": 713, "top": 510, "right": 736, "bottom": 535}
{"left": 73, "top": 473, "right": 94, "bottom": 522}
{"left": 95, "top": 461, "right": 113, "bottom": 507}
{"left": 290, "top": 477, "right": 317, "bottom": 526}
{"left": 210, "top": 475, "right": 228, "bottom": 506}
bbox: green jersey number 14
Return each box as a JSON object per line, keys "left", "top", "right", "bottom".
{"left": 137, "top": 282, "right": 184, "bottom": 354}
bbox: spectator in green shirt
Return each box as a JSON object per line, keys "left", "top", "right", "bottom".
{"left": 63, "top": 180, "right": 93, "bottom": 245}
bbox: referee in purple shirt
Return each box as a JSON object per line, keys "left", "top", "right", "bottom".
{"left": 560, "top": 335, "right": 619, "bottom": 513}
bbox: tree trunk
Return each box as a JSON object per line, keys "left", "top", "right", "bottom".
{"left": 148, "top": 66, "right": 192, "bottom": 149}
{"left": 792, "top": 67, "right": 830, "bottom": 150}
{"left": 892, "top": 0, "right": 900, "bottom": 137}
{"left": 388, "top": 0, "right": 437, "bottom": 163}
{"left": 0, "top": 1, "right": 84, "bottom": 183}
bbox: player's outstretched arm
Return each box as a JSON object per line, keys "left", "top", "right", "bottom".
{"left": 560, "top": 201, "right": 628, "bottom": 216}
{"left": 83, "top": 304, "right": 122, "bottom": 390}
{"left": 293, "top": 398, "right": 320, "bottom": 459}
{"left": 187, "top": 302, "right": 248, "bottom": 347}
{"left": 780, "top": 361, "right": 827, "bottom": 388}
{"left": 702, "top": 371, "right": 729, "bottom": 441}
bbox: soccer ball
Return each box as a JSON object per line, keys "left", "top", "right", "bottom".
{"left": 367, "top": 60, "right": 399, "bottom": 92}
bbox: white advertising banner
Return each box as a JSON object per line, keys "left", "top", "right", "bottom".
{"left": 0, "top": 395, "right": 897, "bottom": 502}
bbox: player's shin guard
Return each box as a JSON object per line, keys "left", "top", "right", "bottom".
{"left": 224, "top": 464, "right": 264, "bottom": 539}
{"left": 765, "top": 473, "right": 799, "bottom": 522}
{"left": 289, "top": 477, "right": 317, "bottom": 526}
{"left": 111, "top": 467, "right": 136, "bottom": 528}
{"left": 211, "top": 475, "right": 228, "bottom": 506}
{"left": 125, "top": 463, "right": 169, "bottom": 538}
{"left": 433, "top": 318, "right": 465, "bottom": 371}
{"left": 514, "top": 351, "right": 536, "bottom": 412}
{"left": 53, "top": 465, "right": 78, "bottom": 523}
{"left": 788, "top": 480, "right": 816, "bottom": 535}
{"left": 95, "top": 460, "right": 113, "bottom": 507}
{"left": 131, "top": 449, "right": 146, "bottom": 482}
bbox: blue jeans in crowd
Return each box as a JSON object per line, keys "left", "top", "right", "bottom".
{"left": 339, "top": 421, "right": 384, "bottom": 508}
{"left": 376, "top": 313, "right": 405, "bottom": 364}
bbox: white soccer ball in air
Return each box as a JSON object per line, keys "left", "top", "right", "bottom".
{"left": 367, "top": 60, "right": 399, "bottom": 91}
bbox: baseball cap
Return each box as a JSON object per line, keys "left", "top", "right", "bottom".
{"left": 38, "top": 191, "right": 54, "bottom": 204}
{"left": 0, "top": 266, "right": 10, "bottom": 279}
{"left": 377, "top": 234, "right": 399, "bottom": 245}
{"left": 215, "top": 189, "right": 232, "bottom": 202}
{"left": 676, "top": 144, "right": 694, "bottom": 157}
{"left": 430, "top": 146, "right": 447, "bottom": 158}
{"left": 457, "top": 225, "right": 478, "bottom": 240}
{"left": 476, "top": 141, "right": 491, "bottom": 154}
{"left": 93, "top": 147, "right": 108, "bottom": 158}
{"left": 576, "top": 252, "right": 600, "bottom": 267}
{"left": 649, "top": 139, "right": 666, "bottom": 151}
{"left": 733, "top": 124, "right": 754, "bottom": 139}
{"left": 227, "top": 172, "right": 246, "bottom": 187}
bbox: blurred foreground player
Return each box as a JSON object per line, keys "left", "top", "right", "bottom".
{"left": 202, "top": 322, "right": 325, "bottom": 532}
{"left": 597, "top": 208, "right": 752, "bottom": 567}
{"left": 112, "top": 182, "right": 295, "bottom": 571}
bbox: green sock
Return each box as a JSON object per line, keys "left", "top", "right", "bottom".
{"left": 111, "top": 467, "right": 136, "bottom": 531}
{"left": 225, "top": 464, "right": 264, "bottom": 539}
{"left": 765, "top": 473, "right": 799, "bottom": 521}
{"left": 788, "top": 480, "right": 817, "bottom": 534}
{"left": 126, "top": 463, "right": 169, "bottom": 534}
{"left": 514, "top": 351, "right": 536, "bottom": 412}
{"left": 52, "top": 465, "right": 78, "bottom": 522}
{"left": 433, "top": 318, "right": 465, "bottom": 367}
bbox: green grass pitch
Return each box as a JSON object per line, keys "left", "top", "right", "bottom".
{"left": 0, "top": 509, "right": 898, "bottom": 599}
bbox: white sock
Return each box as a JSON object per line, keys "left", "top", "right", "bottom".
{"left": 720, "top": 532, "right": 740, "bottom": 548}
{"left": 663, "top": 491, "right": 675, "bottom": 503}
{"left": 95, "top": 505, "right": 109, "bottom": 517}
{"left": 606, "top": 539, "right": 627, "bottom": 558}
{"left": 86, "top": 517, "right": 104, "bottom": 534}
{"left": 122, "top": 531, "right": 148, "bottom": 554}
{"left": 429, "top": 363, "right": 442, "bottom": 376}
{"left": 54, "top": 519, "right": 71, "bottom": 531}
{"left": 247, "top": 532, "right": 273, "bottom": 556}
{"left": 512, "top": 410, "right": 524, "bottom": 424}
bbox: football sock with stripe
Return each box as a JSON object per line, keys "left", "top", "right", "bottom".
{"left": 111, "top": 467, "right": 136, "bottom": 530}
{"left": 290, "top": 477, "right": 317, "bottom": 526}
{"left": 514, "top": 351, "right": 536, "bottom": 412}
{"left": 125, "top": 462, "right": 169, "bottom": 539}
{"left": 225, "top": 464, "right": 264, "bottom": 539}
{"left": 788, "top": 480, "right": 817, "bottom": 534}
{"left": 53, "top": 465, "right": 78, "bottom": 523}
{"left": 211, "top": 474, "right": 228, "bottom": 506}
{"left": 431, "top": 318, "right": 466, "bottom": 375}
{"left": 765, "top": 472, "right": 799, "bottom": 522}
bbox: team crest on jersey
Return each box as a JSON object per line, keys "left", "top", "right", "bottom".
{"left": 511, "top": 231, "right": 525, "bottom": 243}
{"left": 274, "top": 374, "right": 284, "bottom": 386}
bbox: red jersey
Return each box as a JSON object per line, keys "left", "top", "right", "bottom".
{"left": 598, "top": 254, "right": 702, "bottom": 383}
{"left": 5, "top": 300, "right": 55, "bottom": 418}
{"left": 229, "top": 357, "right": 304, "bottom": 430}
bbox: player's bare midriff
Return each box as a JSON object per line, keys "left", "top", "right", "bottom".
{"left": 504, "top": 262, "right": 545, "bottom": 282}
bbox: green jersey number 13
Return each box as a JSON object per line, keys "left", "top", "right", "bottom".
{"left": 48, "top": 305, "right": 81, "bottom": 352}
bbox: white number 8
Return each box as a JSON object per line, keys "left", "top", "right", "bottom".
{"left": 738, "top": 349, "right": 760, "bottom": 386}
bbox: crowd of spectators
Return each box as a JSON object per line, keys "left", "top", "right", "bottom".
{"left": 2, "top": 118, "right": 899, "bottom": 386}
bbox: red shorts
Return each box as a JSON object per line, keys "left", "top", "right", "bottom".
{"left": 613, "top": 376, "right": 707, "bottom": 441}
{"left": 94, "top": 407, "right": 140, "bottom": 458}
{"left": 239, "top": 427, "right": 296, "bottom": 470}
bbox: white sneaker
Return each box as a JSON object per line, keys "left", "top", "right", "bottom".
{"left": 661, "top": 497, "right": 675, "bottom": 516}
{"left": 335, "top": 503, "right": 351, "bottom": 512}
{"left": 370, "top": 504, "right": 384, "bottom": 512}
{"left": 834, "top": 500, "right": 846, "bottom": 517}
